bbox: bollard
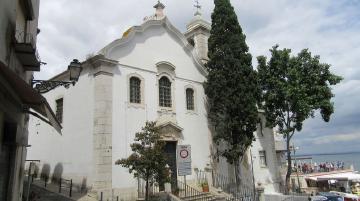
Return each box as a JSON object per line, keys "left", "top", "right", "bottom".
{"left": 100, "top": 192, "right": 103, "bottom": 201}
{"left": 117, "top": 196, "right": 119, "bottom": 201}
{"left": 69, "top": 179, "right": 72, "bottom": 197}
{"left": 59, "top": 178, "right": 62, "bottom": 193}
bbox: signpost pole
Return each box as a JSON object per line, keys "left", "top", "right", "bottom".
{"left": 177, "top": 144, "right": 192, "bottom": 197}
{"left": 184, "top": 175, "right": 187, "bottom": 196}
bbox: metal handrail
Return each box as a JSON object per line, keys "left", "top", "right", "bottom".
{"left": 177, "top": 180, "right": 213, "bottom": 201}
{"left": 58, "top": 178, "right": 73, "bottom": 197}
{"left": 37, "top": 174, "right": 73, "bottom": 197}
{"left": 212, "top": 171, "right": 257, "bottom": 201}
{"left": 137, "top": 178, "right": 160, "bottom": 199}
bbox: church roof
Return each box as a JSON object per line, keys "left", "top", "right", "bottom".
{"left": 186, "top": 12, "right": 211, "bottom": 32}
{"left": 98, "top": 16, "right": 208, "bottom": 76}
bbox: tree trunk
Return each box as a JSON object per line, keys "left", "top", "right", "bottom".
{"left": 145, "top": 175, "right": 149, "bottom": 201}
{"left": 233, "top": 160, "right": 238, "bottom": 187}
{"left": 234, "top": 159, "right": 240, "bottom": 187}
{"left": 285, "top": 135, "right": 292, "bottom": 194}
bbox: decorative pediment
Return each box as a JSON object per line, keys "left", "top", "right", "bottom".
{"left": 157, "top": 121, "right": 183, "bottom": 141}
{"left": 98, "top": 17, "right": 207, "bottom": 76}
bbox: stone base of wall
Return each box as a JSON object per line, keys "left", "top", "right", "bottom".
{"left": 112, "top": 187, "right": 137, "bottom": 201}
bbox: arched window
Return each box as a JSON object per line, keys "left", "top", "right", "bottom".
{"left": 159, "top": 76, "right": 171, "bottom": 107}
{"left": 186, "top": 88, "right": 194, "bottom": 110}
{"left": 130, "top": 77, "right": 141, "bottom": 103}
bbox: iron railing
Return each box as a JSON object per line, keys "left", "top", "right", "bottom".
{"left": 137, "top": 178, "right": 160, "bottom": 199}
{"left": 58, "top": 178, "right": 73, "bottom": 197}
{"left": 212, "top": 171, "right": 257, "bottom": 201}
{"left": 14, "top": 30, "right": 42, "bottom": 65}
{"left": 15, "top": 30, "right": 36, "bottom": 48}
{"left": 177, "top": 180, "right": 214, "bottom": 201}
{"left": 29, "top": 174, "right": 74, "bottom": 198}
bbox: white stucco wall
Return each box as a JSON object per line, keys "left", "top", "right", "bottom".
{"left": 110, "top": 25, "right": 211, "bottom": 189}
{"left": 27, "top": 68, "right": 94, "bottom": 186}
{"left": 250, "top": 115, "right": 281, "bottom": 193}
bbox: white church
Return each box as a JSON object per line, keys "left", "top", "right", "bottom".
{"left": 27, "top": 2, "right": 285, "bottom": 200}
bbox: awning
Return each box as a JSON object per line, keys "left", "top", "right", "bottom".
{"left": 306, "top": 171, "right": 360, "bottom": 182}
{"left": 0, "top": 61, "right": 62, "bottom": 134}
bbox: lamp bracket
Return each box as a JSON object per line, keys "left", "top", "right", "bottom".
{"left": 32, "top": 80, "right": 75, "bottom": 94}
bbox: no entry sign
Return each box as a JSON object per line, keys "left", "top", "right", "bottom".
{"left": 177, "top": 145, "right": 192, "bottom": 176}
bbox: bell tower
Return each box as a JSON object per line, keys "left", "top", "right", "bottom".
{"left": 184, "top": 0, "right": 211, "bottom": 64}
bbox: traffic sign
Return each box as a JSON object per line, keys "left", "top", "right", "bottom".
{"left": 177, "top": 145, "right": 192, "bottom": 176}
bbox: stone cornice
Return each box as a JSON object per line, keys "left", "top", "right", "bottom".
{"left": 87, "top": 54, "right": 118, "bottom": 68}
{"left": 86, "top": 55, "right": 119, "bottom": 76}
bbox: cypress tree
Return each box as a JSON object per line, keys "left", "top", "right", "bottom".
{"left": 204, "top": 0, "right": 260, "bottom": 173}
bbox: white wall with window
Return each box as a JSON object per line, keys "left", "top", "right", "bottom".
{"left": 109, "top": 23, "right": 211, "bottom": 193}
{"left": 248, "top": 114, "right": 282, "bottom": 193}
{"left": 27, "top": 68, "right": 95, "bottom": 186}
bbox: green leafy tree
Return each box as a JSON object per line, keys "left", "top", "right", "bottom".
{"left": 257, "top": 45, "right": 342, "bottom": 193}
{"left": 204, "top": 0, "right": 260, "bottom": 181}
{"left": 115, "top": 121, "right": 167, "bottom": 201}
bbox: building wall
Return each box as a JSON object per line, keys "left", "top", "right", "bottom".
{"left": 109, "top": 26, "right": 212, "bottom": 198}
{"left": 212, "top": 114, "right": 282, "bottom": 194}
{"left": 0, "top": 0, "right": 40, "bottom": 200}
{"left": 27, "top": 68, "right": 95, "bottom": 187}
{"left": 28, "top": 23, "right": 213, "bottom": 200}
{"left": 0, "top": 0, "right": 16, "bottom": 64}
{"left": 250, "top": 114, "right": 281, "bottom": 193}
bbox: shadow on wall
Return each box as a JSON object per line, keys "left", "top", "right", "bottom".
{"left": 40, "top": 164, "right": 50, "bottom": 182}
{"left": 52, "top": 163, "right": 63, "bottom": 183}
{"left": 33, "top": 163, "right": 40, "bottom": 178}
{"left": 80, "top": 178, "right": 87, "bottom": 193}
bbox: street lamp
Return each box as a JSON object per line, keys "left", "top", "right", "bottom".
{"left": 290, "top": 144, "right": 301, "bottom": 192}
{"left": 68, "top": 59, "right": 82, "bottom": 82}
{"left": 32, "top": 59, "right": 83, "bottom": 93}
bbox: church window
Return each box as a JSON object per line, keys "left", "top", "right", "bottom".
{"left": 55, "top": 98, "right": 63, "bottom": 123}
{"left": 130, "top": 77, "right": 141, "bottom": 103}
{"left": 186, "top": 88, "right": 194, "bottom": 110}
{"left": 159, "top": 76, "right": 171, "bottom": 107}
{"left": 259, "top": 151, "right": 267, "bottom": 167}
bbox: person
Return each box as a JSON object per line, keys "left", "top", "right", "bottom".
{"left": 352, "top": 183, "right": 360, "bottom": 195}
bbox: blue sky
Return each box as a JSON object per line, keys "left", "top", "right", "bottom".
{"left": 35, "top": 0, "right": 360, "bottom": 154}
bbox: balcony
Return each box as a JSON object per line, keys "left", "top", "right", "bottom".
{"left": 14, "top": 30, "right": 41, "bottom": 71}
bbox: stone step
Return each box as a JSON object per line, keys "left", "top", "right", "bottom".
{"left": 181, "top": 193, "right": 217, "bottom": 201}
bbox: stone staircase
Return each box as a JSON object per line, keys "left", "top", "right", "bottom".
{"left": 179, "top": 192, "right": 218, "bottom": 201}
{"left": 176, "top": 180, "right": 222, "bottom": 201}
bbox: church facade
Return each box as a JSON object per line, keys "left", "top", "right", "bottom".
{"left": 27, "top": 3, "right": 284, "bottom": 200}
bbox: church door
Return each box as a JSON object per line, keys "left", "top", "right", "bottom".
{"left": 164, "top": 141, "right": 177, "bottom": 190}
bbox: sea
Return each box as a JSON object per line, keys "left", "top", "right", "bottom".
{"left": 296, "top": 152, "right": 360, "bottom": 171}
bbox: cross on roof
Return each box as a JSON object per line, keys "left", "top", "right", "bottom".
{"left": 194, "top": 0, "right": 201, "bottom": 11}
